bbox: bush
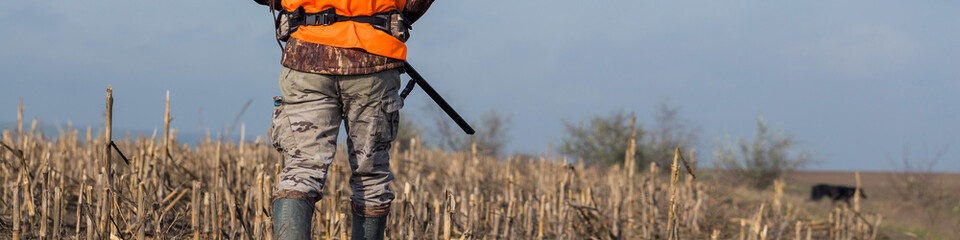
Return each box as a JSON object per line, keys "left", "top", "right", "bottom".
{"left": 644, "top": 100, "right": 701, "bottom": 170}
{"left": 886, "top": 146, "right": 950, "bottom": 208}
{"left": 715, "top": 117, "right": 809, "bottom": 189}
{"left": 559, "top": 111, "right": 640, "bottom": 167}
{"left": 559, "top": 102, "right": 700, "bottom": 169}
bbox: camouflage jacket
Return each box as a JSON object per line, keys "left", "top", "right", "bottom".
{"left": 281, "top": 0, "right": 434, "bottom": 75}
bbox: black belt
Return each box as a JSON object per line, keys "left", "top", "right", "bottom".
{"left": 285, "top": 7, "right": 394, "bottom": 34}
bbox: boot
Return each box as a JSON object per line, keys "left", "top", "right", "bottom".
{"left": 273, "top": 198, "right": 313, "bottom": 240}
{"left": 352, "top": 213, "right": 387, "bottom": 240}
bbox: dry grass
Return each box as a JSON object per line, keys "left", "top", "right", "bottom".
{"left": 0, "top": 93, "right": 907, "bottom": 239}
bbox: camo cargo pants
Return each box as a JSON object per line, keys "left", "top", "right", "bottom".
{"left": 269, "top": 67, "right": 402, "bottom": 217}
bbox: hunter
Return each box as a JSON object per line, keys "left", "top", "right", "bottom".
{"left": 256, "top": 0, "right": 434, "bottom": 239}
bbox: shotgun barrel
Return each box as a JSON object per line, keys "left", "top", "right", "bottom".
{"left": 399, "top": 62, "right": 475, "bottom": 135}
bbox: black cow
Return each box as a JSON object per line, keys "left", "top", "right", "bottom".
{"left": 810, "top": 184, "right": 866, "bottom": 205}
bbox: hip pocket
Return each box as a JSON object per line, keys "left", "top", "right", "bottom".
{"left": 268, "top": 96, "right": 294, "bottom": 153}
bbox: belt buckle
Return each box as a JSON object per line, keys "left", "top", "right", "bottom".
{"left": 304, "top": 8, "right": 336, "bottom": 26}
{"left": 318, "top": 8, "right": 336, "bottom": 25}
{"left": 305, "top": 14, "right": 334, "bottom": 25}
{"left": 320, "top": 13, "right": 335, "bottom": 25}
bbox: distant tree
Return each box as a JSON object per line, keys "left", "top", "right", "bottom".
{"left": 559, "top": 111, "right": 643, "bottom": 167}
{"left": 644, "top": 100, "right": 701, "bottom": 170}
{"left": 395, "top": 114, "right": 423, "bottom": 152}
{"left": 468, "top": 111, "right": 510, "bottom": 156}
{"left": 715, "top": 117, "right": 810, "bottom": 189}
{"left": 559, "top": 102, "right": 701, "bottom": 170}
{"left": 425, "top": 104, "right": 464, "bottom": 152}
{"left": 428, "top": 108, "right": 511, "bottom": 156}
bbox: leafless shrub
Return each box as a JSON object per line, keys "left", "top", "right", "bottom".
{"left": 645, "top": 100, "right": 701, "bottom": 170}
{"left": 426, "top": 108, "right": 511, "bottom": 156}
{"left": 886, "top": 146, "right": 951, "bottom": 208}
{"left": 715, "top": 117, "right": 810, "bottom": 189}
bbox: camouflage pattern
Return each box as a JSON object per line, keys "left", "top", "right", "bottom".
{"left": 281, "top": 38, "right": 405, "bottom": 75}
{"left": 388, "top": 12, "right": 411, "bottom": 43}
{"left": 402, "top": 0, "right": 435, "bottom": 24}
{"left": 271, "top": 67, "right": 402, "bottom": 216}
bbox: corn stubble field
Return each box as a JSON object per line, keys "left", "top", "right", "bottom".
{"left": 2, "top": 100, "right": 887, "bottom": 239}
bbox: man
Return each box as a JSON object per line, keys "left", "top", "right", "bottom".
{"left": 258, "top": 0, "right": 434, "bottom": 239}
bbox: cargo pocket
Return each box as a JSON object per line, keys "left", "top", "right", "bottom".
{"left": 377, "top": 94, "right": 403, "bottom": 143}
{"left": 268, "top": 96, "right": 294, "bottom": 153}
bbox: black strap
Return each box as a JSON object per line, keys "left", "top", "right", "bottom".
{"left": 294, "top": 8, "right": 393, "bottom": 33}
{"left": 269, "top": 0, "right": 284, "bottom": 52}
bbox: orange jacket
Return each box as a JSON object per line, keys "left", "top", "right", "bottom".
{"left": 283, "top": 0, "right": 408, "bottom": 60}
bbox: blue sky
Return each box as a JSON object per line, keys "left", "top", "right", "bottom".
{"left": 1, "top": 1, "right": 958, "bottom": 171}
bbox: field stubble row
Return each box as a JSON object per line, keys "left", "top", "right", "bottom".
{"left": 1, "top": 95, "right": 882, "bottom": 239}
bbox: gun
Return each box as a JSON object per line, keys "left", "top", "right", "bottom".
{"left": 399, "top": 62, "right": 475, "bottom": 135}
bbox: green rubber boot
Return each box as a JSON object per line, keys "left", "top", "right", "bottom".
{"left": 352, "top": 213, "right": 387, "bottom": 240}
{"left": 273, "top": 198, "right": 314, "bottom": 240}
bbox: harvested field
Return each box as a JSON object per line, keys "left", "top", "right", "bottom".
{"left": 0, "top": 130, "right": 889, "bottom": 239}
{"left": 0, "top": 96, "right": 948, "bottom": 239}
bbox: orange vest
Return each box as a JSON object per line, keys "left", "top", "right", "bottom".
{"left": 283, "top": 0, "right": 408, "bottom": 60}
